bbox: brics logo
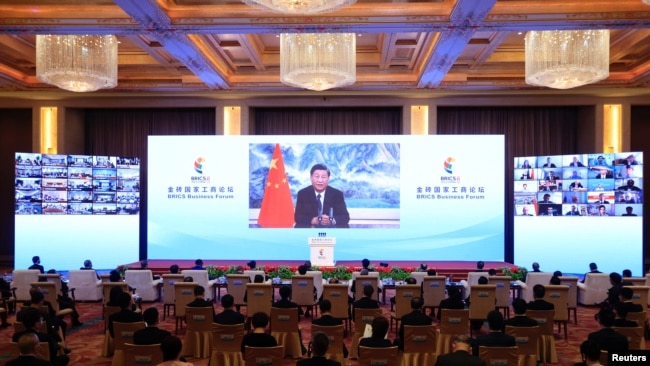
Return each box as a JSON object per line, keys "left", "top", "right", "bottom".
{"left": 319, "top": 249, "right": 324, "bottom": 256}
{"left": 443, "top": 157, "right": 455, "bottom": 174}
{"left": 194, "top": 157, "right": 206, "bottom": 174}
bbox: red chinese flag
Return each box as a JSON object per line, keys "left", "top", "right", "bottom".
{"left": 257, "top": 144, "right": 295, "bottom": 228}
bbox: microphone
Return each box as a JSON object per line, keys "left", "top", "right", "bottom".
{"left": 318, "top": 207, "right": 322, "bottom": 224}
{"left": 329, "top": 207, "right": 335, "bottom": 226}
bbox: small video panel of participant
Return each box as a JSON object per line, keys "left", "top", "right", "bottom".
{"left": 515, "top": 168, "right": 538, "bottom": 180}
{"left": 563, "top": 191, "right": 587, "bottom": 204}
{"left": 588, "top": 203, "right": 613, "bottom": 216}
{"left": 515, "top": 204, "right": 536, "bottom": 216}
{"left": 588, "top": 191, "right": 615, "bottom": 205}
{"left": 565, "top": 179, "right": 587, "bottom": 192}
{"left": 116, "top": 156, "right": 140, "bottom": 169}
{"left": 614, "top": 165, "right": 642, "bottom": 179}
{"left": 42, "top": 202, "right": 67, "bottom": 215}
{"left": 539, "top": 204, "right": 562, "bottom": 216}
{"left": 42, "top": 190, "right": 68, "bottom": 203}
{"left": 93, "top": 168, "right": 117, "bottom": 180}
{"left": 514, "top": 193, "right": 536, "bottom": 207}
{"left": 42, "top": 166, "right": 68, "bottom": 179}
{"left": 68, "top": 203, "right": 93, "bottom": 215}
{"left": 515, "top": 157, "right": 536, "bottom": 169}
{"left": 562, "top": 154, "right": 588, "bottom": 168}
{"left": 93, "top": 179, "right": 116, "bottom": 192}
{"left": 93, "top": 156, "right": 116, "bottom": 168}
{"left": 69, "top": 191, "right": 93, "bottom": 203}
{"left": 93, "top": 203, "right": 117, "bottom": 215}
{"left": 588, "top": 153, "right": 615, "bottom": 167}
{"left": 42, "top": 154, "right": 67, "bottom": 167}
{"left": 587, "top": 179, "right": 615, "bottom": 191}
{"left": 615, "top": 190, "right": 643, "bottom": 204}
{"left": 67, "top": 155, "right": 93, "bottom": 167}
{"left": 538, "top": 179, "right": 559, "bottom": 192}
{"left": 616, "top": 178, "right": 642, "bottom": 192}
{"left": 615, "top": 204, "right": 642, "bottom": 217}
{"left": 537, "top": 191, "right": 562, "bottom": 204}
{"left": 514, "top": 181, "right": 536, "bottom": 193}
{"left": 15, "top": 153, "right": 42, "bottom": 167}
{"left": 612, "top": 152, "right": 642, "bottom": 166}
{"left": 562, "top": 204, "right": 587, "bottom": 216}
{"left": 563, "top": 167, "right": 588, "bottom": 180}
{"left": 93, "top": 192, "right": 117, "bottom": 203}
{"left": 68, "top": 167, "right": 92, "bottom": 179}
{"left": 537, "top": 155, "right": 561, "bottom": 169}
{"left": 15, "top": 203, "right": 42, "bottom": 215}
{"left": 15, "top": 178, "right": 42, "bottom": 203}
{"left": 15, "top": 165, "right": 41, "bottom": 178}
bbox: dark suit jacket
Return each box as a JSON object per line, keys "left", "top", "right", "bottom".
{"left": 297, "top": 356, "right": 341, "bottom": 366}
{"left": 503, "top": 315, "right": 538, "bottom": 329}
{"left": 294, "top": 186, "right": 350, "bottom": 228}
{"left": 108, "top": 309, "right": 143, "bottom": 337}
{"left": 437, "top": 298, "right": 466, "bottom": 320}
{"left": 214, "top": 309, "right": 245, "bottom": 325}
{"left": 526, "top": 299, "right": 554, "bottom": 311}
{"left": 613, "top": 318, "right": 638, "bottom": 327}
{"left": 398, "top": 310, "right": 433, "bottom": 340}
{"left": 621, "top": 301, "right": 644, "bottom": 313}
{"left": 472, "top": 332, "right": 516, "bottom": 356}
{"left": 6, "top": 355, "right": 53, "bottom": 366}
{"left": 187, "top": 298, "right": 215, "bottom": 316}
{"left": 241, "top": 332, "right": 278, "bottom": 354}
{"left": 133, "top": 326, "right": 171, "bottom": 345}
{"left": 587, "top": 328, "right": 628, "bottom": 352}
{"left": 435, "top": 350, "right": 486, "bottom": 366}
{"left": 359, "top": 337, "right": 393, "bottom": 354}
{"left": 312, "top": 314, "right": 343, "bottom": 326}
{"left": 28, "top": 264, "right": 44, "bottom": 273}
{"left": 12, "top": 329, "right": 58, "bottom": 364}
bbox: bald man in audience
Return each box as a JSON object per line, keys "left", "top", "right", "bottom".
{"left": 6, "top": 333, "right": 53, "bottom": 366}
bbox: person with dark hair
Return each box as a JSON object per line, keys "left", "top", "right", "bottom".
{"left": 28, "top": 256, "right": 45, "bottom": 273}
{"left": 603, "top": 272, "right": 623, "bottom": 307}
{"left": 6, "top": 333, "right": 53, "bottom": 366}
{"left": 139, "top": 259, "right": 148, "bottom": 269}
{"left": 187, "top": 285, "right": 215, "bottom": 316}
{"left": 350, "top": 268, "right": 383, "bottom": 300}
{"left": 418, "top": 263, "right": 428, "bottom": 272}
{"left": 214, "top": 294, "right": 245, "bottom": 325}
{"left": 159, "top": 335, "right": 194, "bottom": 366}
{"left": 304, "top": 260, "right": 313, "bottom": 271}
{"left": 587, "top": 308, "right": 628, "bottom": 353}
{"left": 80, "top": 259, "right": 100, "bottom": 280}
{"left": 472, "top": 310, "right": 516, "bottom": 356}
{"left": 108, "top": 292, "right": 143, "bottom": 337}
{"left": 553, "top": 270, "right": 563, "bottom": 277}
{"left": 612, "top": 302, "right": 637, "bottom": 327}
{"left": 361, "top": 259, "right": 370, "bottom": 270}
{"left": 394, "top": 297, "right": 432, "bottom": 350}
{"left": 12, "top": 307, "right": 69, "bottom": 366}
{"left": 191, "top": 259, "right": 204, "bottom": 270}
{"left": 531, "top": 262, "right": 541, "bottom": 272}
{"left": 527, "top": 285, "right": 554, "bottom": 310}
{"left": 312, "top": 300, "right": 349, "bottom": 358}
{"left": 435, "top": 334, "right": 485, "bottom": 366}
{"left": 437, "top": 286, "right": 465, "bottom": 320}
{"left": 20, "top": 288, "right": 67, "bottom": 342}
{"left": 298, "top": 332, "right": 341, "bottom": 366}
{"left": 619, "top": 287, "right": 643, "bottom": 313}
{"left": 133, "top": 307, "right": 171, "bottom": 345}
{"left": 359, "top": 316, "right": 392, "bottom": 351}
{"left": 273, "top": 285, "right": 300, "bottom": 312}
{"left": 294, "top": 163, "right": 350, "bottom": 228}
{"left": 106, "top": 285, "right": 124, "bottom": 307}
{"left": 427, "top": 268, "right": 437, "bottom": 276}
{"left": 487, "top": 268, "right": 497, "bottom": 276}
{"left": 169, "top": 264, "right": 180, "bottom": 274}
{"left": 582, "top": 263, "right": 601, "bottom": 284}
{"left": 550, "top": 276, "right": 561, "bottom": 285}
{"left": 503, "top": 298, "right": 537, "bottom": 329}
{"left": 109, "top": 270, "right": 122, "bottom": 282}
{"left": 240, "top": 312, "right": 277, "bottom": 355}
{"left": 353, "top": 284, "right": 380, "bottom": 318}
{"left": 575, "top": 340, "right": 604, "bottom": 366}
{"left": 476, "top": 261, "right": 485, "bottom": 271}
{"left": 621, "top": 269, "right": 632, "bottom": 278}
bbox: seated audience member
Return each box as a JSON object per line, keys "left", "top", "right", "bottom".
{"left": 427, "top": 269, "right": 437, "bottom": 276}
{"left": 472, "top": 310, "right": 516, "bottom": 356}
{"left": 621, "top": 269, "right": 632, "bottom": 278}
{"left": 587, "top": 308, "right": 628, "bottom": 353}
{"left": 527, "top": 284, "right": 554, "bottom": 310}
{"left": 418, "top": 263, "right": 428, "bottom": 272}
{"left": 619, "top": 287, "right": 644, "bottom": 313}
{"left": 169, "top": 264, "right": 180, "bottom": 274}
{"left": 469, "top": 276, "right": 489, "bottom": 330}
{"left": 106, "top": 286, "right": 124, "bottom": 307}
{"left": 612, "top": 303, "right": 638, "bottom": 327}
{"left": 394, "top": 297, "right": 433, "bottom": 350}
{"left": 272, "top": 285, "right": 307, "bottom": 353}
{"left": 246, "top": 260, "right": 257, "bottom": 270}
{"left": 550, "top": 276, "right": 561, "bottom": 285}
{"left": 553, "top": 270, "right": 563, "bottom": 277}
{"left": 158, "top": 335, "right": 194, "bottom": 366}
{"left": 235, "top": 265, "right": 245, "bottom": 274}
{"left": 437, "top": 286, "right": 465, "bottom": 320}
{"left": 303, "top": 260, "right": 313, "bottom": 271}
{"left": 312, "top": 300, "right": 349, "bottom": 358}
{"left": 108, "top": 292, "right": 143, "bottom": 337}
{"left": 133, "top": 307, "right": 171, "bottom": 345}
{"left": 213, "top": 294, "right": 245, "bottom": 325}
{"left": 350, "top": 268, "right": 382, "bottom": 298}
{"left": 358, "top": 316, "right": 392, "bottom": 351}
{"left": 434, "top": 334, "right": 485, "bottom": 366}
{"left": 602, "top": 272, "right": 623, "bottom": 307}
{"left": 40, "top": 270, "right": 81, "bottom": 327}
{"left": 12, "top": 307, "right": 69, "bottom": 366}
{"left": 476, "top": 261, "right": 485, "bottom": 272}
{"left": 186, "top": 285, "right": 215, "bottom": 316}
{"left": 21, "top": 288, "right": 67, "bottom": 341}
{"left": 390, "top": 277, "right": 417, "bottom": 307}
{"left": 6, "top": 333, "right": 54, "bottom": 366}
{"left": 109, "top": 270, "right": 122, "bottom": 282}
{"left": 80, "top": 259, "right": 100, "bottom": 280}
{"left": 361, "top": 258, "right": 371, "bottom": 270}
{"left": 581, "top": 263, "right": 601, "bottom": 283}
{"left": 240, "top": 312, "right": 278, "bottom": 355}
{"left": 531, "top": 262, "right": 541, "bottom": 272}
{"left": 503, "top": 298, "right": 538, "bottom": 329}
{"left": 243, "top": 274, "right": 266, "bottom": 304}
{"left": 298, "top": 332, "right": 341, "bottom": 366}
{"left": 574, "top": 340, "right": 604, "bottom": 366}
{"left": 353, "top": 285, "right": 380, "bottom": 318}
{"left": 29, "top": 256, "right": 45, "bottom": 273}
{"left": 487, "top": 268, "right": 497, "bottom": 276}
{"left": 191, "top": 259, "right": 205, "bottom": 270}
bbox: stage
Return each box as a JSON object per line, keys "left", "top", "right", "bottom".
{"left": 125, "top": 259, "right": 515, "bottom": 279}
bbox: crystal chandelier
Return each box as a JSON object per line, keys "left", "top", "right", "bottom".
{"left": 36, "top": 35, "right": 118, "bottom": 92}
{"left": 524, "top": 30, "right": 609, "bottom": 89}
{"left": 242, "top": 0, "right": 356, "bottom": 14}
{"left": 280, "top": 33, "right": 356, "bottom": 91}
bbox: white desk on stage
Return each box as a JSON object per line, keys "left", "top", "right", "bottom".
{"left": 309, "top": 237, "right": 336, "bottom": 266}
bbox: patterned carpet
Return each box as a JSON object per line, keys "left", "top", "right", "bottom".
{"left": 0, "top": 291, "right": 647, "bottom": 366}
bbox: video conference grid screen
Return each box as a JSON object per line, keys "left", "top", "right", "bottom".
{"left": 14, "top": 153, "right": 141, "bottom": 270}
{"left": 148, "top": 135, "right": 505, "bottom": 262}
{"left": 513, "top": 153, "right": 643, "bottom": 275}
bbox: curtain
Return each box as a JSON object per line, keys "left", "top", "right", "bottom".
{"left": 437, "top": 106, "right": 579, "bottom": 264}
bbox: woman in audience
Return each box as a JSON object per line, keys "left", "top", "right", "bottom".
{"left": 358, "top": 316, "right": 392, "bottom": 352}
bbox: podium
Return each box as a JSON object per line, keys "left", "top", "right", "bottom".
{"left": 309, "top": 237, "right": 336, "bottom": 267}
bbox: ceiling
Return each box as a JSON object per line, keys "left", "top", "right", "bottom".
{"left": 0, "top": 0, "right": 650, "bottom": 93}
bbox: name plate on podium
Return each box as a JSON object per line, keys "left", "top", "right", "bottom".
{"left": 309, "top": 237, "right": 336, "bottom": 267}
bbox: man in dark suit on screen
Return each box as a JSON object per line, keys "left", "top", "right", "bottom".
{"left": 294, "top": 163, "right": 350, "bottom": 228}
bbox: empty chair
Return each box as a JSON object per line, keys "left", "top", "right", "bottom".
{"left": 358, "top": 345, "right": 399, "bottom": 366}
{"left": 526, "top": 309, "right": 557, "bottom": 363}
{"left": 436, "top": 309, "right": 469, "bottom": 355}
{"left": 10, "top": 270, "right": 40, "bottom": 302}
{"left": 469, "top": 284, "right": 497, "bottom": 334}
{"left": 625, "top": 285, "right": 649, "bottom": 308}
{"left": 306, "top": 270, "right": 325, "bottom": 300}
{"left": 245, "top": 283, "right": 273, "bottom": 319}
{"left": 577, "top": 273, "right": 610, "bottom": 305}
{"left": 558, "top": 276, "right": 579, "bottom": 324}
{"left": 291, "top": 275, "right": 317, "bottom": 317}
{"left": 311, "top": 324, "right": 345, "bottom": 364}
{"left": 349, "top": 307, "right": 382, "bottom": 359}
{"left": 124, "top": 270, "right": 162, "bottom": 302}
{"left": 210, "top": 323, "right": 245, "bottom": 366}
{"left": 543, "top": 284, "right": 569, "bottom": 338}
{"left": 102, "top": 306, "right": 121, "bottom": 357}
{"left": 226, "top": 274, "right": 250, "bottom": 311}
{"left": 322, "top": 283, "right": 351, "bottom": 333}
{"left": 68, "top": 269, "right": 102, "bottom": 301}
{"left": 173, "top": 282, "right": 198, "bottom": 334}
{"left": 409, "top": 272, "right": 427, "bottom": 285}
{"left": 181, "top": 270, "right": 218, "bottom": 301}
{"left": 111, "top": 321, "right": 146, "bottom": 366}
{"left": 390, "top": 284, "right": 420, "bottom": 334}
{"left": 421, "top": 276, "right": 447, "bottom": 317}
{"left": 123, "top": 343, "right": 163, "bottom": 366}
{"left": 269, "top": 307, "right": 302, "bottom": 358}
{"left": 479, "top": 346, "right": 519, "bottom": 366}
{"left": 161, "top": 274, "right": 184, "bottom": 320}
{"left": 181, "top": 306, "right": 213, "bottom": 358}
{"left": 243, "top": 345, "right": 284, "bottom": 366}
{"left": 489, "top": 276, "right": 512, "bottom": 318}
{"left": 401, "top": 325, "right": 437, "bottom": 366}
{"left": 612, "top": 326, "right": 645, "bottom": 350}
{"left": 505, "top": 325, "right": 540, "bottom": 366}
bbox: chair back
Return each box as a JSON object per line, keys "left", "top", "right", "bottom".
{"left": 311, "top": 324, "right": 345, "bottom": 361}
{"left": 112, "top": 321, "right": 146, "bottom": 351}
{"left": 243, "top": 270, "right": 266, "bottom": 283}
{"left": 612, "top": 326, "right": 645, "bottom": 350}
{"left": 625, "top": 286, "right": 649, "bottom": 307}
{"left": 174, "top": 282, "right": 199, "bottom": 318}
{"left": 578, "top": 273, "right": 611, "bottom": 305}
{"left": 162, "top": 274, "right": 185, "bottom": 306}
{"left": 403, "top": 325, "right": 437, "bottom": 353}
{"left": 306, "top": 271, "right": 324, "bottom": 299}
{"left": 246, "top": 283, "right": 273, "bottom": 316}
{"left": 627, "top": 311, "right": 647, "bottom": 329}
{"left": 624, "top": 277, "right": 646, "bottom": 286}
{"left": 488, "top": 276, "right": 512, "bottom": 308}
{"left": 394, "top": 284, "right": 420, "bottom": 319}
{"left": 291, "top": 275, "right": 316, "bottom": 307}
{"left": 38, "top": 273, "right": 63, "bottom": 295}
{"left": 353, "top": 275, "right": 380, "bottom": 302}
{"left": 464, "top": 272, "right": 487, "bottom": 297}
{"left": 103, "top": 282, "right": 129, "bottom": 304}
{"left": 520, "top": 272, "right": 553, "bottom": 303}
{"left": 526, "top": 310, "right": 554, "bottom": 336}
{"left": 469, "top": 285, "right": 497, "bottom": 320}
{"left": 558, "top": 276, "right": 578, "bottom": 309}
{"left": 104, "top": 305, "right": 121, "bottom": 331}
{"left": 30, "top": 281, "right": 61, "bottom": 312}
{"left": 409, "top": 272, "right": 427, "bottom": 285}
{"left": 124, "top": 270, "right": 158, "bottom": 301}
{"left": 439, "top": 308, "right": 469, "bottom": 335}
{"left": 212, "top": 323, "right": 246, "bottom": 353}
{"left": 505, "top": 325, "right": 540, "bottom": 360}
{"left": 322, "top": 284, "right": 350, "bottom": 321}
{"left": 269, "top": 306, "right": 299, "bottom": 333}
{"left": 10, "top": 270, "right": 40, "bottom": 302}
{"left": 186, "top": 306, "right": 214, "bottom": 332}
{"left": 226, "top": 274, "right": 250, "bottom": 306}
{"left": 244, "top": 345, "right": 284, "bottom": 366}
{"left": 69, "top": 269, "right": 102, "bottom": 301}
{"left": 123, "top": 343, "right": 163, "bottom": 366}
{"left": 358, "top": 346, "right": 399, "bottom": 366}
{"left": 354, "top": 308, "right": 383, "bottom": 334}
{"left": 479, "top": 346, "right": 519, "bottom": 366}
{"left": 422, "top": 276, "right": 446, "bottom": 310}
{"left": 181, "top": 270, "right": 215, "bottom": 300}
{"left": 544, "top": 285, "right": 569, "bottom": 322}
{"left": 10, "top": 340, "right": 50, "bottom": 362}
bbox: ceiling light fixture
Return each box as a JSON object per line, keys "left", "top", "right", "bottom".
{"left": 525, "top": 30, "right": 609, "bottom": 89}
{"left": 36, "top": 35, "right": 118, "bottom": 92}
{"left": 280, "top": 33, "right": 356, "bottom": 91}
{"left": 242, "top": 0, "right": 356, "bottom": 14}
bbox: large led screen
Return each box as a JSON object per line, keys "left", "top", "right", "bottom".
{"left": 148, "top": 135, "right": 505, "bottom": 262}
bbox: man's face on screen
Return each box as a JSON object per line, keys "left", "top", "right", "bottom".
{"left": 310, "top": 169, "right": 330, "bottom": 193}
